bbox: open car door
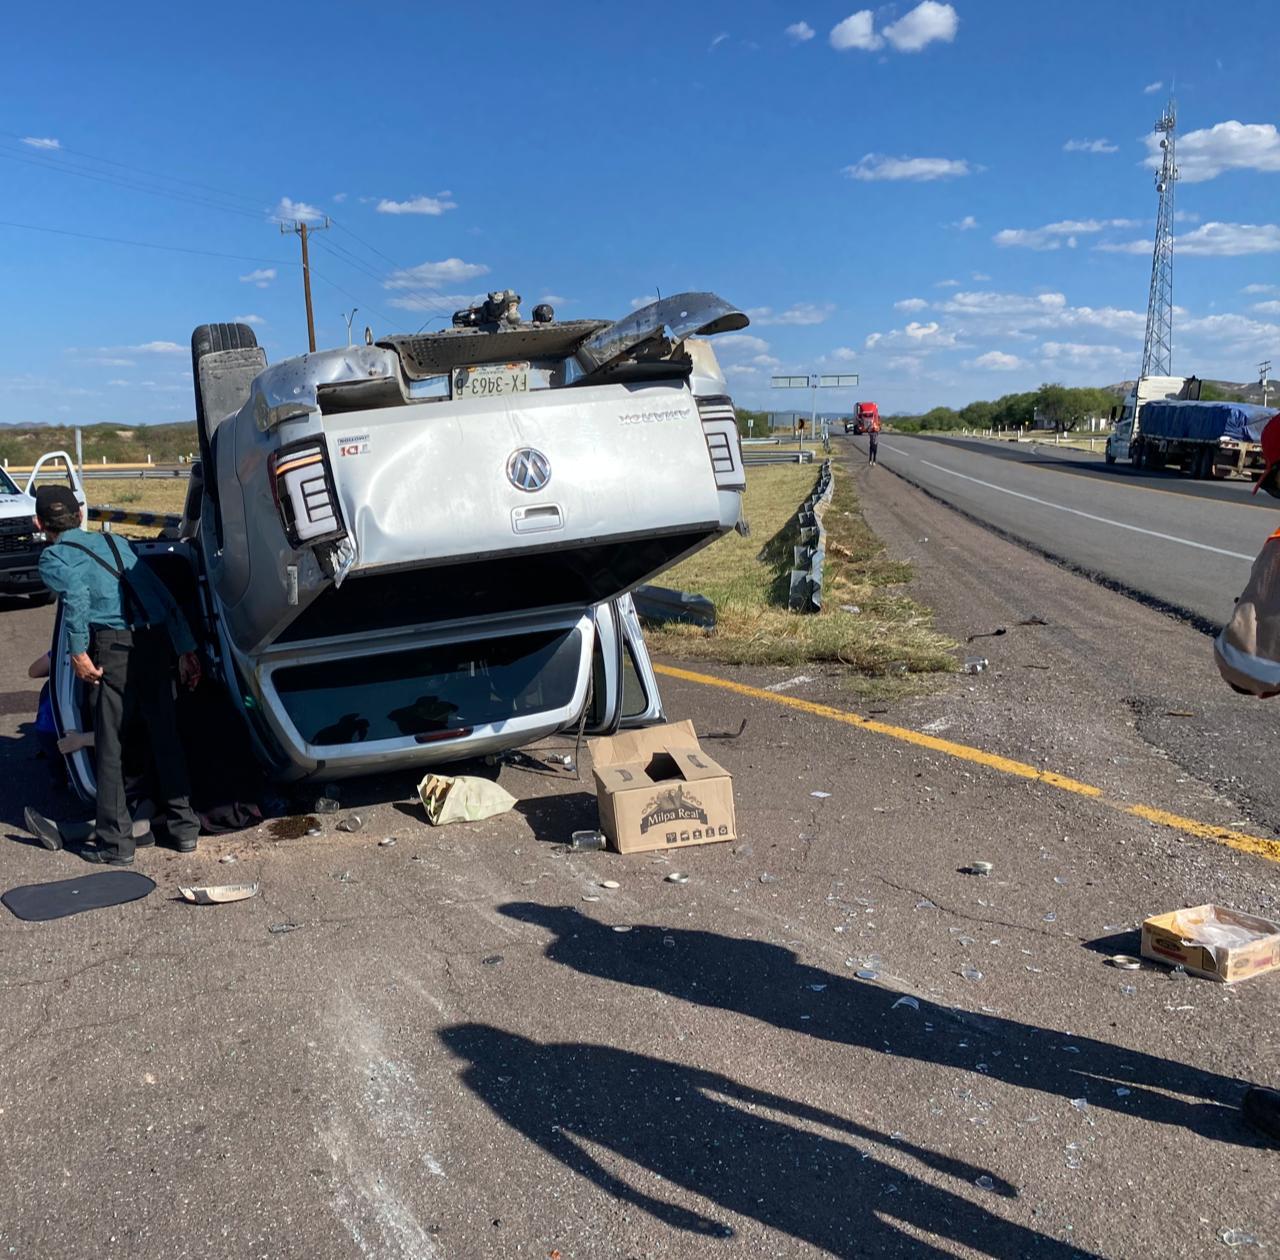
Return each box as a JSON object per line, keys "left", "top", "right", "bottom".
{"left": 25, "top": 451, "right": 86, "bottom": 512}
{"left": 585, "top": 594, "right": 665, "bottom": 735}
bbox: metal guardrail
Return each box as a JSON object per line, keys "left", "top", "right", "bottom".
{"left": 788, "top": 460, "right": 833, "bottom": 613}
{"left": 742, "top": 450, "right": 816, "bottom": 466}
{"left": 87, "top": 507, "right": 183, "bottom": 530}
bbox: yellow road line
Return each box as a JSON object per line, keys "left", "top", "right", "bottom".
{"left": 656, "top": 662, "right": 1280, "bottom": 864}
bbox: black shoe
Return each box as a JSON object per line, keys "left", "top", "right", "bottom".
{"left": 173, "top": 838, "right": 197, "bottom": 854}
{"left": 1243, "top": 1087, "right": 1280, "bottom": 1144}
{"left": 80, "top": 845, "right": 133, "bottom": 867}
{"left": 134, "top": 829, "right": 156, "bottom": 848}
{"left": 24, "top": 807, "right": 63, "bottom": 852}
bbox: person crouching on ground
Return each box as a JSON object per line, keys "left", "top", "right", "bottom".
{"left": 25, "top": 486, "right": 202, "bottom": 866}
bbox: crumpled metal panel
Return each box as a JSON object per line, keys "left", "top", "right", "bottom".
{"left": 378, "top": 321, "right": 608, "bottom": 380}
{"left": 249, "top": 345, "right": 404, "bottom": 432}
{"left": 576, "top": 293, "right": 749, "bottom": 373}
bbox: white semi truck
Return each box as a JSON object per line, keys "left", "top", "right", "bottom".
{"left": 1105, "top": 376, "right": 1272, "bottom": 480}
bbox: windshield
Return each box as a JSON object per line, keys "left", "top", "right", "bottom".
{"left": 0, "top": 469, "right": 19, "bottom": 495}
{"left": 272, "top": 627, "right": 583, "bottom": 746}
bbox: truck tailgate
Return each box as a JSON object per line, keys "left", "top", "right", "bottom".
{"left": 323, "top": 381, "right": 722, "bottom": 571}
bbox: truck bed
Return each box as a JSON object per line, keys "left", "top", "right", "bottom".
{"left": 1140, "top": 400, "right": 1275, "bottom": 444}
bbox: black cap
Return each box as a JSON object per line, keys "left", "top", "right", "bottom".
{"left": 34, "top": 485, "right": 82, "bottom": 530}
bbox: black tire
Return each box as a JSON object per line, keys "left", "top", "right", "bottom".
{"left": 1104, "top": 447, "right": 1116, "bottom": 466}
{"left": 191, "top": 323, "right": 258, "bottom": 501}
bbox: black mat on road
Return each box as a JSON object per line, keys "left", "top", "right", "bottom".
{"left": 2, "top": 871, "right": 156, "bottom": 921}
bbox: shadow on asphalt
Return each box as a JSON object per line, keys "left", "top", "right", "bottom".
{"left": 513, "top": 791, "right": 599, "bottom": 844}
{"left": 497, "top": 905, "right": 1257, "bottom": 1147}
{"left": 441, "top": 1023, "right": 1098, "bottom": 1258}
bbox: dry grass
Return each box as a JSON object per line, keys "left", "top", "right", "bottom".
{"left": 645, "top": 465, "right": 957, "bottom": 679}
{"left": 82, "top": 477, "right": 189, "bottom": 538}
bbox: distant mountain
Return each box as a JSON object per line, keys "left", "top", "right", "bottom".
{"left": 0, "top": 421, "right": 199, "bottom": 466}
{"left": 1104, "top": 378, "right": 1277, "bottom": 405}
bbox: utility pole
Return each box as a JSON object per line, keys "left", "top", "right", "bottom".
{"left": 280, "top": 216, "right": 330, "bottom": 353}
{"left": 1262, "top": 360, "right": 1273, "bottom": 409}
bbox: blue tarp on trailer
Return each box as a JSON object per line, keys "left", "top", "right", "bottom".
{"left": 1141, "top": 400, "right": 1278, "bottom": 444}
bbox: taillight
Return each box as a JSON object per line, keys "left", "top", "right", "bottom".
{"left": 268, "top": 440, "right": 345, "bottom": 547}
{"left": 697, "top": 394, "right": 747, "bottom": 490}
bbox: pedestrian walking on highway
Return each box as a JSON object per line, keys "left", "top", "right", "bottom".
{"left": 25, "top": 486, "right": 203, "bottom": 866}
{"left": 1212, "top": 409, "right": 1280, "bottom": 1145}
{"left": 867, "top": 413, "right": 882, "bottom": 466}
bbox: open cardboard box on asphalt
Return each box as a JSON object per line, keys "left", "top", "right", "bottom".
{"left": 1140, "top": 904, "right": 1280, "bottom": 983}
{"left": 589, "top": 719, "right": 736, "bottom": 854}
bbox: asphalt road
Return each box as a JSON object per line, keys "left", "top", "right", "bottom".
{"left": 1, "top": 463, "right": 1278, "bottom": 1258}
{"left": 857, "top": 432, "right": 1276, "bottom": 627}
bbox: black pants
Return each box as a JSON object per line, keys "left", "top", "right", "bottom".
{"left": 91, "top": 628, "right": 198, "bottom": 858}
{"left": 868, "top": 433, "right": 879, "bottom": 464}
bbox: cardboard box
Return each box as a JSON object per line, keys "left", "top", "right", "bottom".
{"left": 589, "top": 719, "right": 736, "bottom": 854}
{"left": 1140, "top": 904, "right": 1280, "bottom": 983}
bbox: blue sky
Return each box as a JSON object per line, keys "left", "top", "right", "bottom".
{"left": 1, "top": 0, "right": 1277, "bottom": 424}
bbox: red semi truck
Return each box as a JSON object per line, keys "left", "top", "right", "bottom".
{"left": 845, "top": 402, "right": 880, "bottom": 435}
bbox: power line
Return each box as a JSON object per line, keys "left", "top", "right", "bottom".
{"left": 0, "top": 130, "right": 267, "bottom": 212}
{"left": 0, "top": 217, "right": 291, "bottom": 265}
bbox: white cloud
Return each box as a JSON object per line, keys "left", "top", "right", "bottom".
{"left": 747, "top": 302, "right": 833, "bottom": 326}
{"left": 972, "top": 271, "right": 992, "bottom": 281}
{"left": 830, "top": 347, "right": 858, "bottom": 361}
{"left": 994, "top": 218, "right": 1141, "bottom": 250}
{"left": 709, "top": 31, "right": 730, "bottom": 51}
{"left": 1098, "top": 221, "right": 1280, "bottom": 257}
{"left": 887, "top": 354, "right": 925, "bottom": 372}
{"left": 1174, "top": 209, "right": 1200, "bottom": 223}
{"left": 384, "top": 258, "right": 490, "bottom": 289}
{"left": 785, "top": 21, "right": 815, "bottom": 42}
{"left": 935, "top": 279, "right": 961, "bottom": 288}
{"left": 1178, "top": 221, "right": 1280, "bottom": 256}
{"left": 1143, "top": 80, "right": 1163, "bottom": 94}
{"left": 125, "top": 341, "right": 185, "bottom": 354}
{"left": 1181, "top": 312, "right": 1280, "bottom": 345}
{"left": 387, "top": 292, "right": 486, "bottom": 312}
{"left": 830, "top": 11, "right": 881, "bottom": 51}
{"left": 895, "top": 297, "right": 929, "bottom": 311}
{"left": 88, "top": 357, "right": 135, "bottom": 367}
{"left": 1243, "top": 284, "right": 1278, "bottom": 295}
{"left": 882, "top": 1, "right": 959, "bottom": 52}
{"left": 21, "top": 136, "right": 60, "bottom": 150}
{"left": 973, "top": 350, "right": 1023, "bottom": 370}
{"left": 1064, "top": 138, "right": 1118, "bottom": 154}
{"left": 239, "top": 267, "right": 276, "bottom": 287}
{"left": 629, "top": 296, "right": 656, "bottom": 310}
{"left": 750, "top": 353, "right": 783, "bottom": 369}
{"left": 106, "top": 379, "right": 130, "bottom": 387}
{"left": 1040, "top": 341, "right": 1133, "bottom": 368}
{"left": 1149, "top": 121, "right": 1280, "bottom": 183}
{"left": 1252, "top": 301, "right": 1280, "bottom": 315}
{"left": 376, "top": 194, "right": 457, "bottom": 216}
{"left": 950, "top": 214, "right": 978, "bottom": 230}
{"left": 332, "top": 192, "right": 348, "bottom": 203}
{"left": 233, "top": 314, "right": 265, "bottom": 326}
{"left": 539, "top": 295, "right": 570, "bottom": 308}
{"left": 865, "top": 322, "right": 958, "bottom": 351}
{"left": 844, "top": 154, "right": 972, "bottom": 182}
{"left": 714, "top": 334, "right": 773, "bottom": 356}
{"left": 272, "top": 196, "right": 325, "bottom": 224}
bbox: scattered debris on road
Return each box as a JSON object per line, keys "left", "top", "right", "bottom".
{"left": 178, "top": 883, "right": 259, "bottom": 905}
{"left": 1141, "top": 904, "right": 1280, "bottom": 983}
{"left": 418, "top": 773, "right": 517, "bottom": 825}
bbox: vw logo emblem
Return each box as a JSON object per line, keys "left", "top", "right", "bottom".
{"left": 507, "top": 447, "right": 551, "bottom": 492}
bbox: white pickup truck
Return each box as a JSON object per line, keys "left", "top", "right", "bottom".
{"left": 0, "top": 452, "right": 86, "bottom": 602}
{"left": 51, "top": 292, "right": 749, "bottom": 796}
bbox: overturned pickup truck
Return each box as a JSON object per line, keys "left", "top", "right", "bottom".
{"left": 52, "top": 292, "right": 747, "bottom": 796}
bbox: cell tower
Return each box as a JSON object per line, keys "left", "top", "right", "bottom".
{"left": 1140, "top": 99, "right": 1178, "bottom": 378}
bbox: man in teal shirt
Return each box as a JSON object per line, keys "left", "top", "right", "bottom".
{"left": 28, "top": 485, "right": 202, "bottom": 865}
